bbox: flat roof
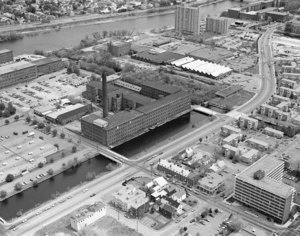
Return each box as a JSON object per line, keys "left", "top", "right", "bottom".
{"left": 223, "top": 133, "right": 240, "bottom": 142}
{"left": 46, "top": 104, "right": 85, "bottom": 120}
{"left": 261, "top": 103, "right": 278, "bottom": 110}
{"left": 247, "top": 137, "right": 269, "bottom": 147}
{"left": 222, "top": 125, "right": 241, "bottom": 133}
{"left": 264, "top": 127, "right": 284, "bottom": 135}
{"left": 199, "top": 172, "right": 224, "bottom": 188}
{"left": 0, "top": 61, "right": 35, "bottom": 75}
{"left": 0, "top": 49, "right": 11, "bottom": 54}
{"left": 137, "top": 91, "right": 189, "bottom": 114}
{"left": 123, "top": 92, "right": 154, "bottom": 105}
{"left": 242, "top": 149, "right": 259, "bottom": 158}
{"left": 32, "top": 57, "right": 61, "bottom": 66}
{"left": 222, "top": 144, "right": 239, "bottom": 152}
{"left": 139, "top": 80, "right": 181, "bottom": 95}
{"left": 71, "top": 202, "right": 105, "bottom": 222}
{"left": 187, "top": 47, "right": 233, "bottom": 62}
{"left": 87, "top": 81, "right": 122, "bottom": 93}
{"left": 236, "top": 155, "right": 294, "bottom": 198}
{"left": 266, "top": 11, "right": 289, "bottom": 16}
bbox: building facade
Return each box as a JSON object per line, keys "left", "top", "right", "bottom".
{"left": 0, "top": 49, "right": 13, "bottom": 64}
{"left": 32, "top": 57, "right": 64, "bottom": 75}
{"left": 198, "top": 172, "right": 225, "bottom": 195}
{"left": 175, "top": 5, "right": 201, "bottom": 35}
{"left": 70, "top": 202, "right": 106, "bottom": 232}
{"left": 107, "top": 41, "right": 132, "bottom": 57}
{"left": 239, "top": 115, "right": 258, "bottom": 130}
{"left": 206, "top": 17, "right": 229, "bottom": 35}
{"left": 234, "top": 155, "right": 295, "bottom": 223}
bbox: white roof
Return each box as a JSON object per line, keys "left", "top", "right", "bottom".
{"left": 171, "top": 57, "right": 194, "bottom": 67}
{"left": 181, "top": 59, "right": 232, "bottom": 77}
{"left": 46, "top": 104, "right": 85, "bottom": 120}
{"left": 154, "top": 176, "right": 168, "bottom": 187}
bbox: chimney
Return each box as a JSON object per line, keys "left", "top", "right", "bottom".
{"left": 102, "top": 71, "right": 108, "bottom": 118}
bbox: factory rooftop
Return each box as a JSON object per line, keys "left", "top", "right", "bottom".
{"left": 0, "top": 61, "right": 35, "bottom": 75}
{"left": 70, "top": 202, "right": 105, "bottom": 222}
{"left": 32, "top": 57, "right": 61, "bottom": 66}
{"left": 236, "top": 155, "right": 294, "bottom": 198}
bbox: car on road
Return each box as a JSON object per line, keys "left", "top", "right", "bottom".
{"left": 90, "top": 193, "right": 96, "bottom": 197}
{"left": 204, "top": 218, "right": 210, "bottom": 222}
{"left": 83, "top": 188, "right": 88, "bottom": 193}
{"left": 189, "top": 219, "right": 195, "bottom": 223}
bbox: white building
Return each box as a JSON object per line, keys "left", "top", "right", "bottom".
{"left": 70, "top": 202, "right": 106, "bottom": 232}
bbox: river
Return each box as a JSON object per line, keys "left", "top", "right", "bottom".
{"left": 0, "top": 0, "right": 243, "bottom": 221}
{"left": 0, "top": 0, "right": 243, "bottom": 55}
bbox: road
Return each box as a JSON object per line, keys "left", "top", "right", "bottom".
{"left": 9, "top": 26, "right": 278, "bottom": 236}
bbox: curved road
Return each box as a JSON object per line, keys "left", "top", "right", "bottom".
{"left": 8, "top": 26, "right": 278, "bottom": 236}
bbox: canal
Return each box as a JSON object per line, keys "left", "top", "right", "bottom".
{"left": 0, "top": 0, "right": 243, "bottom": 55}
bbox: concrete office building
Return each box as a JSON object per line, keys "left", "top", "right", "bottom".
{"left": 0, "top": 61, "right": 37, "bottom": 88}
{"left": 0, "top": 49, "right": 13, "bottom": 64}
{"left": 70, "top": 202, "right": 106, "bottom": 232}
{"left": 82, "top": 79, "right": 191, "bottom": 148}
{"left": 175, "top": 5, "right": 201, "bottom": 35}
{"left": 206, "top": 17, "right": 229, "bottom": 35}
{"left": 234, "top": 155, "right": 295, "bottom": 223}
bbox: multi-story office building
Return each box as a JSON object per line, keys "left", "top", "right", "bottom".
{"left": 206, "top": 17, "right": 229, "bottom": 35}
{"left": 70, "top": 202, "right": 106, "bottom": 232}
{"left": 175, "top": 5, "right": 201, "bottom": 35}
{"left": 0, "top": 49, "right": 13, "bottom": 64}
{"left": 157, "top": 159, "right": 199, "bottom": 186}
{"left": 0, "top": 61, "right": 37, "bottom": 88}
{"left": 234, "top": 155, "right": 295, "bottom": 223}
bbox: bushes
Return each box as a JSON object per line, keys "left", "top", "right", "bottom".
{"left": 14, "top": 182, "right": 22, "bottom": 191}
{"left": 5, "top": 174, "right": 14, "bottom": 182}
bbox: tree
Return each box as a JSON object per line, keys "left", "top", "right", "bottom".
{"left": 33, "top": 180, "right": 38, "bottom": 187}
{"left": 2, "top": 110, "right": 10, "bottom": 118}
{"left": 7, "top": 102, "right": 16, "bottom": 115}
{"left": 26, "top": 116, "right": 31, "bottom": 123}
{"left": 49, "top": 158, "right": 54, "bottom": 163}
{"left": 0, "top": 102, "right": 5, "bottom": 111}
{"left": 60, "top": 133, "right": 65, "bottom": 139}
{"left": 52, "top": 129, "right": 57, "bottom": 137}
{"left": 45, "top": 125, "right": 51, "bottom": 133}
{"left": 32, "top": 119, "right": 38, "bottom": 125}
{"left": 199, "top": 138, "right": 203, "bottom": 143}
{"left": 47, "top": 168, "right": 54, "bottom": 175}
{"left": 14, "top": 115, "right": 19, "bottom": 121}
{"left": 5, "top": 174, "right": 14, "bottom": 182}
{"left": 0, "top": 190, "right": 7, "bottom": 198}
{"left": 86, "top": 171, "right": 96, "bottom": 181}
{"left": 54, "top": 143, "right": 59, "bottom": 150}
{"left": 14, "top": 182, "right": 23, "bottom": 191}
{"left": 5, "top": 119, "right": 9, "bottom": 125}
{"left": 72, "top": 145, "right": 77, "bottom": 153}
{"left": 38, "top": 122, "right": 45, "bottom": 129}
{"left": 38, "top": 162, "right": 44, "bottom": 168}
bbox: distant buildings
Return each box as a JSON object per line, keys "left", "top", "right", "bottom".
{"left": 206, "top": 17, "right": 229, "bottom": 35}
{"left": 175, "top": 5, "right": 201, "bottom": 35}
{"left": 0, "top": 51, "right": 64, "bottom": 89}
{"left": 107, "top": 41, "right": 132, "bottom": 57}
{"left": 70, "top": 202, "right": 106, "bottom": 232}
{"left": 234, "top": 155, "right": 295, "bottom": 223}
{"left": 112, "top": 184, "right": 149, "bottom": 218}
{"left": 0, "top": 49, "right": 13, "bottom": 64}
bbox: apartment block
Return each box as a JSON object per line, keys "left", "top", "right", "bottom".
{"left": 247, "top": 138, "right": 269, "bottom": 151}
{"left": 70, "top": 202, "right": 106, "bottom": 232}
{"left": 260, "top": 104, "right": 278, "bottom": 117}
{"left": 281, "top": 78, "right": 296, "bottom": 89}
{"left": 222, "top": 144, "right": 240, "bottom": 159}
{"left": 263, "top": 127, "right": 284, "bottom": 139}
{"left": 240, "top": 149, "right": 258, "bottom": 164}
{"left": 276, "top": 101, "right": 290, "bottom": 112}
{"left": 206, "top": 17, "right": 229, "bottom": 34}
{"left": 222, "top": 133, "right": 241, "bottom": 147}
{"left": 234, "top": 155, "right": 295, "bottom": 223}
{"left": 157, "top": 159, "right": 199, "bottom": 186}
{"left": 272, "top": 95, "right": 290, "bottom": 103}
{"left": 239, "top": 115, "right": 258, "bottom": 130}
{"left": 198, "top": 172, "right": 225, "bottom": 195}
{"left": 221, "top": 125, "right": 241, "bottom": 137}
{"left": 282, "top": 73, "right": 300, "bottom": 82}
{"left": 279, "top": 86, "right": 299, "bottom": 98}
{"left": 175, "top": 5, "right": 201, "bottom": 35}
{"left": 0, "top": 49, "right": 13, "bottom": 64}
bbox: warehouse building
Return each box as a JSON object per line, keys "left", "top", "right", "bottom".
{"left": 46, "top": 103, "right": 92, "bottom": 125}
{"left": 32, "top": 57, "right": 64, "bottom": 75}
{"left": 234, "top": 155, "right": 295, "bottom": 223}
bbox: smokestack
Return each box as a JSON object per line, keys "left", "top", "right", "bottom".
{"left": 102, "top": 71, "right": 108, "bottom": 118}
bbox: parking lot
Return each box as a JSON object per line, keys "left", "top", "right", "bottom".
{"left": 0, "top": 69, "right": 88, "bottom": 113}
